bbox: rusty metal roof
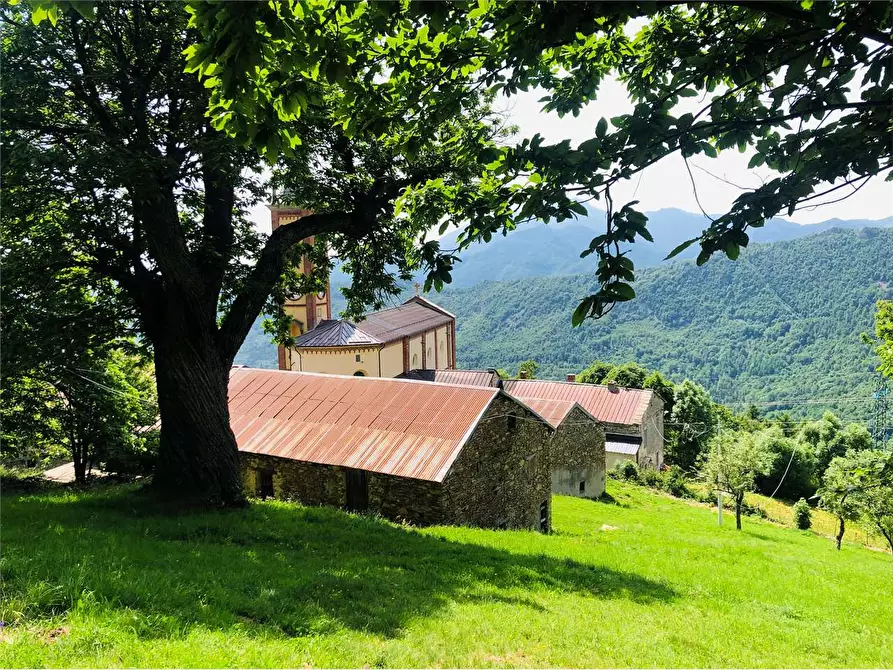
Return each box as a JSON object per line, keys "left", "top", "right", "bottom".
{"left": 502, "top": 380, "right": 654, "bottom": 426}
{"left": 520, "top": 399, "right": 593, "bottom": 429}
{"left": 397, "top": 369, "right": 501, "bottom": 387}
{"left": 228, "top": 368, "right": 499, "bottom": 482}
{"left": 294, "top": 298, "right": 453, "bottom": 349}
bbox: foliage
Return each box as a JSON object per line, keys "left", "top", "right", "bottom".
{"left": 753, "top": 427, "right": 817, "bottom": 501}
{"left": 577, "top": 361, "right": 616, "bottom": 385}
{"left": 867, "top": 300, "right": 893, "bottom": 378}
{"left": 2, "top": 481, "right": 890, "bottom": 667}
{"left": 821, "top": 450, "right": 893, "bottom": 552}
{"left": 799, "top": 411, "right": 873, "bottom": 476}
{"left": 793, "top": 498, "right": 812, "bottom": 530}
{"left": 818, "top": 456, "right": 864, "bottom": 550}
{"left": 667, "top": 380, "right": 717, "bottom": 471}
{"left": 517, "top": 359, "right": 539, "bottom": 380}
{"left": 702, "top": 431, "right": 776, "bottom": 529}
{"left": 431, "top": 229, "right": 892, "bottom": 419}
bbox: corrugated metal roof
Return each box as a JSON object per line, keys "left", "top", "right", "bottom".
{"left": 228, "top": 368, "right": 499, "bottom": 482}
{"left": 606, "top": 439, "right": 641, "bottom": 455}
{"left": 502, "top": 380, "right": 654, "bottom": 426}
{"left": 397, "top": 369, "right": 501, "bottom": 387}
{"left": 521, "top": 399, "right": 580, "bottom": 429}
{"left": 293, "top": 298, "right": 453, "bottom": 349}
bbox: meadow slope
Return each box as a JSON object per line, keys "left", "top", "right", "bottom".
{"left": 2, "top": 481, "right": 890, "bottom": 668}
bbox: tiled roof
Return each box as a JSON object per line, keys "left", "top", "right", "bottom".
{"left": 228, "top": 368, "right": 499, "bottom": 482}
{"left": 293, "top": 298, "right": 454, "bottom": 349}
{"left": 502, "top": 380, "right": 655, "bottom": 426}
{"left": 397, "top": 369, "right": 501, "bottom": 387}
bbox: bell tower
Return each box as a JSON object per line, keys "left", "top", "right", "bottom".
{"left": 269, "top": 205, "right": 332, "bottom": 371}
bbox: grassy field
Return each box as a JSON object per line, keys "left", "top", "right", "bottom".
{"left": 1, "top": 480, "right": 891, "bottom": 668}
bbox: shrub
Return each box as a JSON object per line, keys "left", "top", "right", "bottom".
{"left": 641, "top": 468, "right": 661, "bottom": 487}
{"left": 661, "top": 465, "right": 689, "bottom": 498}
{"left": 793, "top": 498, "right": 812, "bottom": 530}
{"left": 618, "top": 460, "right": 640, "bottom": 481}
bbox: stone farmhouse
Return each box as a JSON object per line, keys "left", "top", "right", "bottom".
{"left": 520, "top": 398, "right": 606, "bottom": 498}
{"left": 229, "top": 367, "right": 554, "bottom": 532}
{"left": 502, "top": 378, "right": 664, "bottom": 470}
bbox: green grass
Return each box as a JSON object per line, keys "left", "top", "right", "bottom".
{"left": 2, "top": 481, "right": 891, "bottom": 668}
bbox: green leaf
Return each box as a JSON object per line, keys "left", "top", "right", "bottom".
{"left": 678, "top": 88, "right": 697, "bottom": 97}
{"left": 611, "top": 283, "right": 636, "bottom": 301}
{"left": 747, "top": 154, "right": 765, "bottom": 169}
{"left": 596, "top": 118, "right": 608, "bottom": 139}
{"left": 665, "top": 238, "right": 698, "bottom": 260}
{"left": 528, "top": 172, "right": 542, "bottom": 184}
{"left": 572, "top": 299, "right": 592, "bottom": 327}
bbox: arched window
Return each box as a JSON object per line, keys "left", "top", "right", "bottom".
{"left": 353, "top": 370, "right": 366, "bottom": 376}
{"left": 412, "top": 353, "right": 419, "bottom": 368}
{"left": 427, "top": 348, "right": 433, "bottom": 366}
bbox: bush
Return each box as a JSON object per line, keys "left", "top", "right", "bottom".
{"left": 618, "top": 460, "right": 640, "bottom": 481}
{"left": 661, "top": 465, "right": 689, "bottom": 498}
{"left": 793, "top": 498, "right": 812, "bottom": 530}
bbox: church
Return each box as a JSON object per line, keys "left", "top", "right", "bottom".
{"left": 270, "top": 204, "right": 457, "bottom": 378}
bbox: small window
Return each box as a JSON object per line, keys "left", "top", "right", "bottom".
{"left": 353, "top": 370, "right": 366, "bottom": 376}
{"left": 355, "top": 354, "right": 361, "bottom": 362}
{"left": 507, "top": 414, "right": 517, "bottom": 431}
{"left": 579, "top": 481, "right": 586, "bottom": 493}
{"left": 316, "top": 306, "right": 323, "bottom": 319}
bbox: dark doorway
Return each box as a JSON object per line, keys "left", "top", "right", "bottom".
{"left": 345, "top": 469, "right": 369, "bottom": 512}
{"left": 539, "top": 500, "right": 549, "bottom": 532}
{"left": 257, "top": 469, "right": 274, "bottom": 498}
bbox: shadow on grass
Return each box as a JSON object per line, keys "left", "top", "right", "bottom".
{"left": 3, "top": 485, "right": 677, "bottom": 640}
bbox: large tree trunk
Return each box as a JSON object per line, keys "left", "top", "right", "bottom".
{"left": 836, "top": 518, "right": 845, "bottom": 550}
{"left": 151, "top": 331, "right": 244, "bottom": 506}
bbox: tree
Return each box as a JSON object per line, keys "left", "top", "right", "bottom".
{"left": 702, "top": 431, "right": 776, "bottom": 530}
{"left": 799, "top": 412, "right": 873, "bottom": 477}
{"left": 577, "top": 361, "right": 615, "bottom": 385}
{"left": 186, "top": 1, "right": 893, "bottom": 323}
{"left": 753, "top": 427, "right": 816, "bottom": 500}
{"left": 518, "top": 360, "right": 539, "bottom": 380}
{"left": 819, "top": 455, "right": 864, "bottom": 550}
{"left": 602, "top": 362, "right": 649, "bottom": 389}
{"left": 643, "top": 370, "right": 675, "bottom": 420}
{"left": 667, "top": 380, "right": 717, "bottom": 471}
{"left": 821, "top": 450, "right": 893, "bottom": 553}
{"left": 3, "top": 3, "right": 509, "bottom": 503}
{"left": 867, "top": 300, "right": 893, "bottom": 378}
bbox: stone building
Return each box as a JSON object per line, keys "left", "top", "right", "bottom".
{"left": 522, "top": 398, "right": 606, "bottom": 498}
{"left": 229, "top": 367, "right": 554, "bottom": 531}
{"left": 503, "top": 378, "right": 664, "bottom": 469}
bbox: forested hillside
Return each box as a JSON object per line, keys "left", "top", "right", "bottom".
{"left": 432, "top": 228, "right": 891, "bottom": 420}
{"left": 236, "top": 228, "right": 891, "bottom": 420}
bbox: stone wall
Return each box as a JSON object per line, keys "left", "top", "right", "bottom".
{"left": 240, "top": 453, "right": 344, "bottom": 506}
{"left": 639, "top": 395, "right": 665, "bottom": 469}
{"left": 550, "top": 407, "right": 606, "bottom": 498}
{"left": 239, "top": 453, "right": 446, "bottom": 525}
{"left": 442, "top": 394, "right": 553, "bottom": 532}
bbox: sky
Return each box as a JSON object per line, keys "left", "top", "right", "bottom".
{"left": 250, "top": 79, "right": 893, "bottom": 233}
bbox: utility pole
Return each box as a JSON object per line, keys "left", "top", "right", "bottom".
{"left": 872, "top": 376, "right": 890, "bottom": 449}
{"left": 716, "top": 416, "right": 723, "bottom": 526}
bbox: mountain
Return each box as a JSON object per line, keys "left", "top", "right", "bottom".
{"left": 432, "top": 208, "right": 892, "bottom": 287}
{"left": 427, "top": 227, "right": 892, "bottom": 420}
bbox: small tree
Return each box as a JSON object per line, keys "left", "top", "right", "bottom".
{"left": 702, "top": 432, "right": 775, "bottom": 530}
{"left": 819, "top": 455, "right": 864, "bottom": 550}
{"left": 839, "top": 450, "right": 893, "bottom": 553}
{"left": 577, "top": 361, "right": 615, "bottom": 385}
{"left": 792, "top": 498, "right": 812, "bottom": 530}
{"left": 668, "top": 380, "right": 717, "bottom": 471}
{"left": 518, "top": 360, "right": 539, "bottom": 380}
{"left": 603, "top": 362, "right": 649, "bottom": 388}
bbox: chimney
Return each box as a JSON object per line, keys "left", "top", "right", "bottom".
{"left": 519, "top": 370, "right": 529, "bottom": 379}
{"left": 566, "top": 374, "right": 576, "bottom": 383}
{"left": 607, "top": 381, "right": 619, "bottom": 392}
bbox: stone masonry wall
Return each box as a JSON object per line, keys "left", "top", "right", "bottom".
{"left": 550, "top": 407, "right": 606, "bottom": 498}
{"left": 240, "top": 452, "right": 446, "bottom": 525}
{"left": 368, "top": 472, "right": 444, "bottom": 525}
{"left": 442, "top": 395, "right": 553, "bottom": 532}
{"left": 240, "top": 453, "right": 345, "bottom": 505}
{"left": 639, "top": 395, "right": 665, "bottom": 469}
